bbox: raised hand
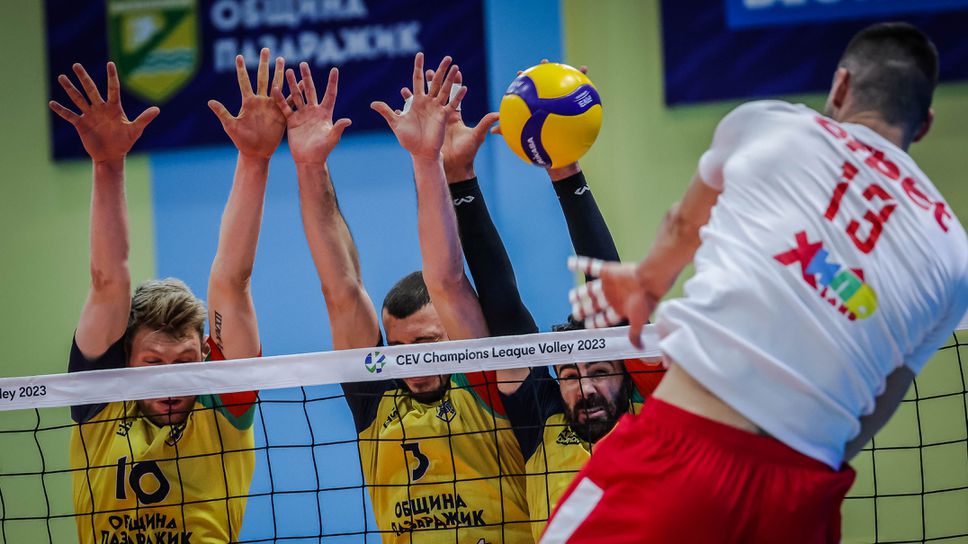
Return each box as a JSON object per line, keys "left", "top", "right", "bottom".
{"left": 371, "top": 53, "right": 467, "bottom": 160}
{"left": 412, "top": 70, "right": 499, "bottom": 183}
{"left": 209, "top": 48, "right": 286, "bottom": 159}
{"left": 272, "top": 63, "right": 351, "bottom": 166}
{"left": 49, "top": 62, "right": 160, "bottom": 163}
{"left": 568, "top": 256, "right": 658, "bottom": 348}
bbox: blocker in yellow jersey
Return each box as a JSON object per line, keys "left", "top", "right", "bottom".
{"left": 502, "top": 362, "right": 655, "bottom": 542}
{"left": 521, "top": 408, "right": 639, "bottom": 543}
{"left": 345, "top": 371, "right": 533, "bottom": 543}
{"left": 70, "top": 337, "right": 256, "bottom": 544}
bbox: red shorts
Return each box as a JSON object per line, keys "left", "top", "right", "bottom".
{"left": 541, "top": 398, "right": 856, "bottom": 543}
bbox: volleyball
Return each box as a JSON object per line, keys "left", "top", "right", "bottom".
{"left": 499, "top": 63, "right": 603, "bottom": 169}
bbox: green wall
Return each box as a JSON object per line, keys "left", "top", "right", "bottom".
{"left": 0, "top": 3, "right": 156, "bottom": 541}
{"left": 562, "top": 1, "right": 968, "bottom": 542}
{"left": 0, "top": 3, "right": 157, "bottom": 377}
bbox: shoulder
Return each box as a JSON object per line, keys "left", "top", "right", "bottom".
{"left": 88, "top": 400, "right": 127, "bottom": 423}
{"left": 357, "top": 386, "right": 402, "bottom": 437}
{"left": 715, "top": 100, "right": 810, "bottom": 140}
{"left": 947, "top": 248, "right": 968, "bottom": 319}
{"left": 71, "top": 401, "right": 130, "bottom": 449}
{"left": 451, "top": 372, "right": 508, "bottom": 418}
{"left": 724, "top": 99, "right": 801, "bottom": 122}
{"left": 69, "top": 333, "right": 126, "bottom": 374}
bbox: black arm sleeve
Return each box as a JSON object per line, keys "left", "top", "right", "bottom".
{"left": 553, "top": 171, "right": 620, "bottom": 279}
{"left": 501, "top": 366, "right": 564, "bottom": 460}
{"left": 450, "top": 178, "right": 538, "bottom": 336}
{"left": 69, "top": 334, "right": 126, "bottom": 423}
{"left": 340, "top": 334, "right": 394, "bottom": 434}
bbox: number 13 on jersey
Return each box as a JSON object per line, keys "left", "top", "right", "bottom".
{"left": 824, "top": 160, "right": 897, "bottom": 254}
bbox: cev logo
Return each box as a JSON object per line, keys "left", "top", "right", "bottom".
{"left": 364, "top": 351, "right": 386, "bottom": 374}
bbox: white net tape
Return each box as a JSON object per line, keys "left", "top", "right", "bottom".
{"left": 0, "top": 326, "right": 661, "bottom": 411}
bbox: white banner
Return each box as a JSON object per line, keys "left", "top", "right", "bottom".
{"left": 0, "top": 326, "right": 663, "bottom": 412}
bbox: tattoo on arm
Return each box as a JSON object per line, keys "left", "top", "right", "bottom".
{"left": 214, "top": 310, "right": 224, "bottom": 352}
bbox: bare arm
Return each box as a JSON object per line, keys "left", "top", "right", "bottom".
{"left": 371, "top": 53, "right": 489, "bottom": 341}
{"left": 205, "top": 49, "right": 287, "bottom": 359}
{"left": 570, "top": 172, "right": 721, "bottom": 346}
{"left": 844, "top": 365, "right": 915, "bottom": 460}
{"left": 49, "top": 62, "right": 159, "bottom": 359}
{"left": 413, "top": 155, "right": 490, "bottom": 341}
{"left": 275, "top": 63, "right": 379, "bottom": 350}
{"left": 206, "top": 151, "right": 268, "bottom": 359}
{"left": 76, "top": 160, "right": 131, "bottom": 358}
{"left": 634, "top": 172, "right": 721, "bottom": 294}
{"left": 297, "top": 161, "right": 379, "bottom": 350}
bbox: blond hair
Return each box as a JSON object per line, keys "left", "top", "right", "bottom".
{"left": 125, "top": 278, "right": 207, "bottom": 353}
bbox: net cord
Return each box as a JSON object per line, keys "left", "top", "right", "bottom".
{"left": 0, "top": 326, "right": 662, "bottom": 412}
{"left": 3, "top": 312, "right": 966, "bottom": 412}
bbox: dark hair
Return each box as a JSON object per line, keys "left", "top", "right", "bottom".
{"left": 551, "top": 315, "right": 584, "bottom": 333}
{"left": 839, "top": 22, "right": 939, "bottom": 139}
{"left": 383, "top": 271, "right": 431, "bottom": 319}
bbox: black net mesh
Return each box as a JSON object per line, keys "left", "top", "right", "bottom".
{"left": 0, "top": 332, "right": 965, "bottom": 543}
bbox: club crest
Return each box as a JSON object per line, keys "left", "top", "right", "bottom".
{"left": 436, "top": 400, "right": 457, "bottom": 423}
{"left": 107, "top": 0, "right": 200, "bottom": 103}
{"left": 556, "top": 426, "right": 581, "bottom": 446}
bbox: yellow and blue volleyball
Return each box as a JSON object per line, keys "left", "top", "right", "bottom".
{"left": 499, "top": 63, "right": 603, "bottom": 169}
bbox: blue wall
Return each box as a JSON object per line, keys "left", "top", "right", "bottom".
{"left": 151, "top": 1, "right": 572, "bottom": 539}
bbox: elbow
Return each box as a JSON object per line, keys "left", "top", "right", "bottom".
{"left": 320, "top": 278, "right": 368, "bottom": 312}
{"left": 422, "top": 258, "right": 469, "bottom": 298}
{"left": 665, "top": 203, "right": 704, "bottom": 250}
{"left": 209, "top": 263, "right": 253, "bottom": 293}
{"left": 90, "top": 262, "right": 131, "bottom": 296}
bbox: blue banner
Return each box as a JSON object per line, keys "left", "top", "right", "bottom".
{"left": 725, "top": 0, "right": 968, "bottom": 29}
{"left": 661, "top": 1, "right": 968, "bottom": 106}
{"left": 45, "top": 0, "right": 488, "bottom": 160}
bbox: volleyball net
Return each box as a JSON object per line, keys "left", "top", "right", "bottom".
{"left": 0, "top": 324, "right": 965, "bottom": 543}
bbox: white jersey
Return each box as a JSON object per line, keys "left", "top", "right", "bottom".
{"left": 657, "top": 100, "right": 968, "bottom": 468}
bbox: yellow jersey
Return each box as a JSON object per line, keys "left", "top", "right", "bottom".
{"left": 503, "top": 365, "right": 661, "bottom": 542}
{"left": 69, "top": 336, "right": 257, "bottom": 544}
{"left": 343, "top": 371, "right": 533, "bottom": 543}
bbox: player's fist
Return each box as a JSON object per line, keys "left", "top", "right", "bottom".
{"left": 568, "top": 256, "right": 658, "bottom": 348}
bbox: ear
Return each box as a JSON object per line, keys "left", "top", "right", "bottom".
{"left": 912, "top": 108, "right": 934, "bottom": 143}
{"left": 202, "top": 337, "right": 211, "bottom": 360}
{"left": 830, "top": 67, "right": 850, "bottom": 112}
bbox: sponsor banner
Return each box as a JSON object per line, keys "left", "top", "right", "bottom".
{"left": 725, "top": 0, "right": 968, "bottom": 29}
{"left": 661, "top": 1, "right": 968, "bottom": 105}
{"left": 46, "top": 0, "right": 488, "bottom": 159}
{"left": 0, "top": 326, "right": 663, "bottom": 411}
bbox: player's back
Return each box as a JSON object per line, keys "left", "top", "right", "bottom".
{"left": 657, "top": 100, "right": 968, "bottom": 468}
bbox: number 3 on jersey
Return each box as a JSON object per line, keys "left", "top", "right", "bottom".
{"left": 401, "top": 442, "right": 430, "bottom": 481}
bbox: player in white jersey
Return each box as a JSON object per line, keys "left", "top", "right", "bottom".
{"left": 545, "top": 22, "right": 968, "bottom": 543}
